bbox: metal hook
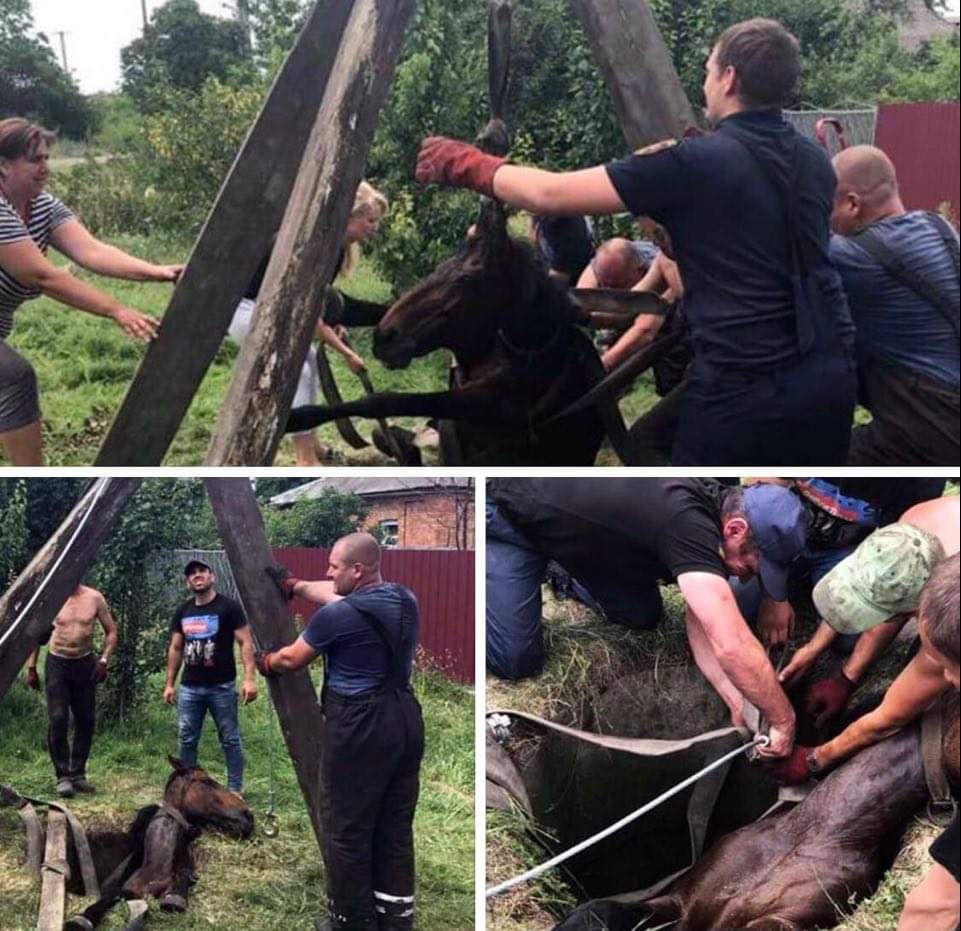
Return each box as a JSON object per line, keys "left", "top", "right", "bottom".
{"left": 262, "top": 810, "right": 280, "bottom": 837}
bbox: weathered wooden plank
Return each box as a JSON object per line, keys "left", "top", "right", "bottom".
{"left": 205, "top": 0, "right": 417, "bottom": 465}
{"left": 0, "top": 479, "right": 141, "bottom": 699}
{"left": 94, "top": 0, "right": 358, "bottom": 466}
{"left": 202, "top": 479, "right": 326, "bottom": 851}
{"left": 37, "top": 809, "right": 67, "bottom": 931}
{"left": 568, "top": 0, "right": 697, "bottom": 149}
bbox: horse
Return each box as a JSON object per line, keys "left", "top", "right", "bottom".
{"left": 63, "top": 756, "right": 253, "bottom": 929}
{"left": 553, "top": 693, "right": 960, "bottom": 931}
{"left": 286, "top": 204, "right": 639, "bottom": 466}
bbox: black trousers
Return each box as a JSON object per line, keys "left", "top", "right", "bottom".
{"left": 320, "top": 687, "right": 425, "bottom": 931}
{"left": 45, "top": 652, "right": 97, "bottom": 779}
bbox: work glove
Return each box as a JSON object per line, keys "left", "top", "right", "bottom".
{"left": 767, "top": 745, "right": 817, "bottom": 785}
{"left": 25, "top": 667, "right": 40, "bottom": 690}
{"left": 804, "top": 671, "right": 855, "bottom": 729}
{"left": 415, "top": 136, "right": 507, "bottom": 198}
{"left": 255, "top": 651, "right": 278, "bottom": 678}
{"left": 265, "top": 564, "right": 301, "bottom": 601}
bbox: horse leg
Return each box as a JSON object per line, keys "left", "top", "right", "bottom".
{"left": 286, "top": 389, "right": 508, "bottom": 434}
{"left": 160, "top": 839, "right": 196, "bottom": 913}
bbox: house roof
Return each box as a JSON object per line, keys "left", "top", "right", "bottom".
{"left": 267, "top": 477, "right": 473, "bottom": 507}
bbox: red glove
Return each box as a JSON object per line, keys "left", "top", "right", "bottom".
{"left": 415, "top": 136, "right": 507, "bottom": 197}
{"left": 767, "top": 745, "right": 817, "bottom": 785}
{"left": 804, "top": 671, "right": 855, "bottom": 728}
{"left": 255, "top": 651, "right": 277, "bottom": 678}
{"left": 25, "top": 667, "right": 40, "bottom": 690}
{"left": 265, "top": 565, "right": 301, "bottom": 601}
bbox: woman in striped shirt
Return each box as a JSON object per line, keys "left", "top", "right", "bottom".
{"left": 0, "top": 118, "right": 182, "bottom": 465}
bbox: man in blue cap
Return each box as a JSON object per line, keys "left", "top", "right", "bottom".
{"left": 487, "top": 478, "right": 807, "bottom": 758}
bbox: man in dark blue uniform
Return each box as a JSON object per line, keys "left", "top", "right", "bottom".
{"left": 256, "top": 533, "right": 424, "bottom": 931}
{"left": 415, "top": 18, "right": 857, "bottom": 466}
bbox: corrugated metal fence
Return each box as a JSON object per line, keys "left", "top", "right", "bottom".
{"left": 172, "top": 547, "right": 475, "bottom": 684}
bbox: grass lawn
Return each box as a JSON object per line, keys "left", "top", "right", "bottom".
{"left": 0, "top": 664, "right": 474, "bottom": 930}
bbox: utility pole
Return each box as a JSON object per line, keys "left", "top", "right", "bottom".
{"left": 141, "top": 0, "right": 149, "bottom": 31}
{"left": 54, "top": 31, "right": 68, "bottom": 72}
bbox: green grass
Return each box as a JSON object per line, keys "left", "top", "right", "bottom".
{"left": 4, "top": 233, "right": 451, "bottom": 466}
{"left": 0, "top": 665, "right": 474, "bottom": 930}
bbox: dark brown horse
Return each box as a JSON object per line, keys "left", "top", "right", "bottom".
{"left": 553, "top": 695, "right": 959, "bottom": 931}
{"left": 64, "top": 756, "right": 253, "bottom": 929}
{"left": 286, "top": 205, "right": 633, "bottom": 466}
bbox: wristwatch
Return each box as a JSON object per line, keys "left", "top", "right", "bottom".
{"left": 805, "top": 749, "right": 824, "bottom": 776}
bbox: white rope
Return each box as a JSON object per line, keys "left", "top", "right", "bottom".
{"left": 485, "top": 734, "right": 769, "bottom": 898}
{"left": 0, "top": 477, "right": 111, "bottom": 652}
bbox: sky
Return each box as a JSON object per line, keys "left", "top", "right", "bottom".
{"left": 31, "top": 0, "right": 961, "bottom": 96}
{"left": 30, "top": 0, "right": 234, "bottom": 94}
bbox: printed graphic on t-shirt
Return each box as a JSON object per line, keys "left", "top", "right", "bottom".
{"left": 182, "top": 614, "right": 220, "bottom": 668}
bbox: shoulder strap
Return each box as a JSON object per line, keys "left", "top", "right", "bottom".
{"left": 345, "top": 594, "right": 407, "bottom": 686}
{"left": 851, "top": 217, "right": 960, "bottom": 339}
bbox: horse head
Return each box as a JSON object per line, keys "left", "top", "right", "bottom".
{"left": 164, "top": 756, "right": 253, "bottom": 839}
{"left": 374, "top": 202, "right": 568, "bottom": 370}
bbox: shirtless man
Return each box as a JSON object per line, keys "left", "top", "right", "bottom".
{"left": 24, "top": 584, "right": 117, "bottom": 797}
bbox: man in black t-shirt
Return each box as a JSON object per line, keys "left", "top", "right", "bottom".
{"left": 257, "top": 533, "right": 425, "bottom": 931}
{"left": 487, "top": 478, "right": 807, "bottom": 759}
{"left": 163, "top": 560, "right": 258, "bottom": 794}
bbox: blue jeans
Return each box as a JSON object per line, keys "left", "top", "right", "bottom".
{"left": 177, "top": 681, "right": 244, "bottom": 791}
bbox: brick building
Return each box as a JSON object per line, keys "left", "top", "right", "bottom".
{"left": 268, "top": 478, "right": 474, "bottom": 549}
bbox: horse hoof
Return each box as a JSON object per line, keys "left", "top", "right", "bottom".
{"left": 63, "top": 918, "right": 95, "bottom": 931}
{"left": 160, "top": 893, "right": 187, "bottom": 912}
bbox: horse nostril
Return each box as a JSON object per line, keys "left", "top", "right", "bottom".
{"left": 377, "top": 328, "right": 398, "bottom": 345}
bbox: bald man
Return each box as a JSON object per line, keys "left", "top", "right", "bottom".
{"left": 829, "top": 144, "right": 959, "bottom": 466}
{"left": 258, "top": 533, "right": 425, "bottom": 931}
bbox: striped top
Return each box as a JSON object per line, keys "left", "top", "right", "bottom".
{"left": 0, "top": 191, "right": 74, "bottom": 339}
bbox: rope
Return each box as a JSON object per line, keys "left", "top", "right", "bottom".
{"left": 0, "top": 477, "right": 111, "bottom": 652}
{"left": 485, "top": 734, "right": 770, "bottom": 898}
{"left": 262, "top": 686, "right": 280, "bottom": 837}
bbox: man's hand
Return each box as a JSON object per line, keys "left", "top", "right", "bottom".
{"left": 767, "top": 745, "right": 818, "bottom": 785}
{"left": 265, "top": 565, "right": 300, "bottom": 601}
{"left": 152, "top": 263, "right": 184, "bottom": 283}
{"left": 25, "top": 667, "right": 40, "bottom": 690}
{"left": 758, "top": 599, "right": 795, "bottom": 648}
{"left": 93, "top": 658, "right": 108, "bottom": 684}
{"left": 255, "top": 651, "right": 277, "bottom": 678}
{"left": 778, "top": 644, "right": 819, "bottom": 689}
{"left": 241, "top": 680, "right": 259, "bottom": 704}
{"left": 756, "top": 717, "right": 796, "bottom": 759}
{"left": 415, "top": 136, "right": 507, "bottom": 198}
{"left": 346, "top": 351, "right": 367, "bottom": 375}
{"left": 163, "top": 684, "right": 176, "bottom": 705}
{"left": 112, "top": 306, "right": 159, "bottom": 341}
{"left": 804, "top": 671, "right": 856, "bottom": 728}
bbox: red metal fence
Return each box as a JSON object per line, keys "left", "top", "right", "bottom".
{"left": 875, "top": 102, "right": 960, "bottom": 225}
{"left": 272, "top": 547, "right": 475, "bottom": 684}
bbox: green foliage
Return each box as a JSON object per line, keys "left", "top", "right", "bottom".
{"left": 0, "top": 0, "right": 96, "bottom": 138}
{"left": 262, "top": 490, "right": 368, "bottom": 548}
{"left": 0, "top": 480, "right": 28, "bottom": 586}
{"left": 884, "top": 34, "right": 961, "bottom": 102}
{"left": 121, "top": 0, "right": 252, "bottom": 113}
{"left": 87, "top": 93, "right": 141, "bottom": 154}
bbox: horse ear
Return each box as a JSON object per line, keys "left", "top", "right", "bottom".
{"left": 168, "top": 755, "right": 187, "bottom": 772}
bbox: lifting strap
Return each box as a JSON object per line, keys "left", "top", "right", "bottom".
{"left": 921, "top": 698, "right": 957, "bottom": 825}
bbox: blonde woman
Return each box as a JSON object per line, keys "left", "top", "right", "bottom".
{"left": 0, "top": 118, "right": 181, "bottom": 465}
{"left": 229, "top": 180, "right": 389, "bottom": 466}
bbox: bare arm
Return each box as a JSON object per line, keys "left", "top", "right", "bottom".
{"left": 575, "top": 262, "right": 599, "bottom": 289}
{"left": 815, "top": 649, "right": 949, "bottom": 771}
{"left": 317, "top": 321, "right": 366, "bottom": 373}
{"left": 233, "top": 625, "right": 258, "bottom": 703}
{"left": 841, "top": 617, "right": 907, "bottom": 684}
{"left": 265, "top": 635, "right": 319, "bottom": 673}
{"left": 291, "top": 580, "right": 343, "bottom": 606}
{"left": 95, "top": 593, "right": 118, "bottom": 664}
{"left": 27, "top": 649, "right": 39, "bottom": 670}
{"left": 678, "top": 572, "right": 795, "bottom": 754}
{"left": 163, "top": 632, "right": 184, "bottom": 703}
{"left": 0, "top": 238, "right": 158, "bottom": 340}
{"left": 50, "top": 219, "right": 182, "bottom": 282}
{"left": 779, "top": 619, "right": 839, "bottom": 687}
{"left": 601, "top": 311, "right": 666, "bottom": 371}
{"left": 685, "top": 606, "right": 746, "bottom": 724}
{"left": 492, "top": 165, "right": 626, "bottom": 216}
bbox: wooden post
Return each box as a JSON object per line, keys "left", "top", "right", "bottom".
{"left": 205, "top": 0, "right": 417, "bottom": 465}
{"left": 37, "top": 809, "right": 67, "bottom": 931}
{"left": 203, "top": 479, "right": 326, "bottom": 851}
{"left": 0, "top": 479, "right": 141, "bottom": 700}
{"left": 568, "top": 0, "right": 697, "bottom": 148}
{"left": 95, "top": 0, "right": 358, "bottom": 466}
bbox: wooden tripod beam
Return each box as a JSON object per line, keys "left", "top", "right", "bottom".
{"left": 37, "top": 809, "right": 67, "bottom": 931}
{"left": 203, "top": 479, "right": 326, "bottom": 851}
{"left": 95, "top": 0, "right": 358, "bottom": 466}
{"left": 205, "top": 0, "right": 416, "bottom": 465}
{"left": 0, "top": 478, "right": 141, "bottom": 699}
{"left": 569, "top": 0, "right": 697, "bottom": 148}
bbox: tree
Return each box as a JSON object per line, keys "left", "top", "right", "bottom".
{"left": 0, "top": 0, "right": 95, "bottom": 138}
{"left": 121, "top": 0, "right": 252, "bottom": 112}
{"left": 262, "top": 490, "right": 368, "bottom": 548}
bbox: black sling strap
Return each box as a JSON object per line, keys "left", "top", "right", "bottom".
{"left": 346, "top": 595, "right": 409, "bottom": 689}
{"left": 851, "top": 212, "right": 960, "bottom": 339}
